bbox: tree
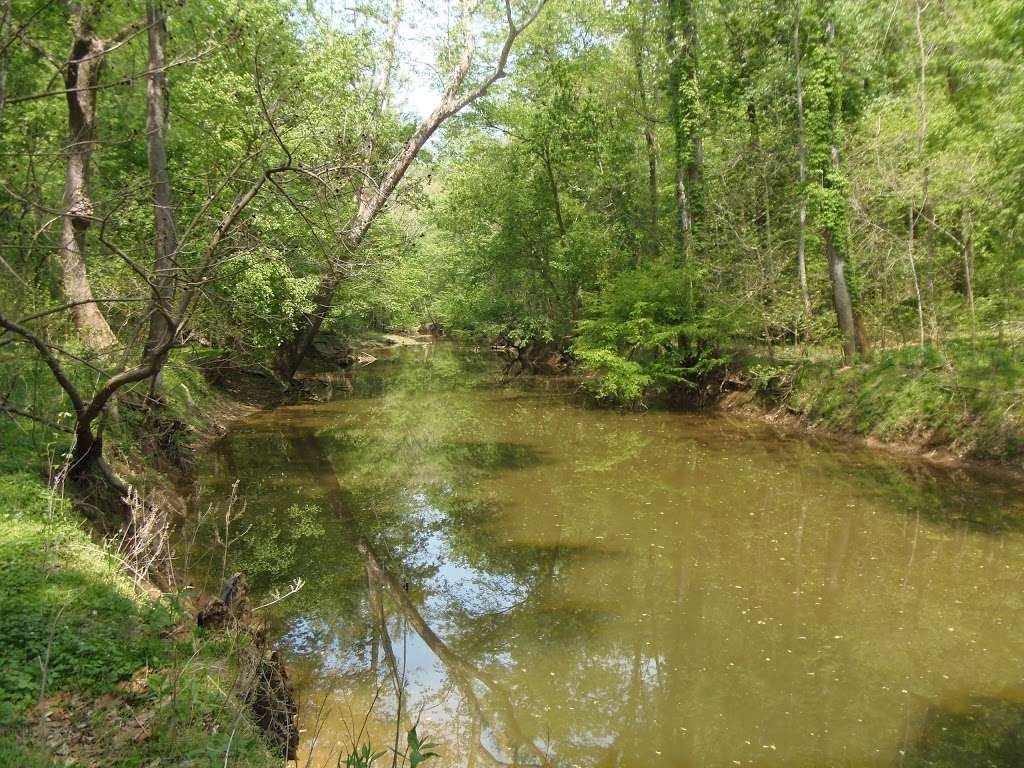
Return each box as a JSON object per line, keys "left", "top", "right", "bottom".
{"left": 141, "top": 0, "right": 177, "bottom": 398}
{"left": 276, "top": 0, "right": 550, "bottom": 380}
{"left": 54, "top": 4, "right": 142, "bottom": 350}
{"left": 664, "top": 0, "right": 703, "bottom": 263}
{"left": 803, "top": 7, "right": 860, "bottom": 361}
{"left": 626, "top": 2, "right": 660, "bottom": 262}
{"left": 793, "top": 0, "right": 813, "bottom": 318}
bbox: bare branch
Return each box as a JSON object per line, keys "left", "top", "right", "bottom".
{"left": 252, "top": 578, "right": 305, "bottom": 611}
{"left": 17, "top": 297, "right": 151, "bottom": 324}
{"left": 0, "top": 313, "right": 85, "bottom": 418}
{"left": 0, "top": 398, "right": 73, "bottom": 433}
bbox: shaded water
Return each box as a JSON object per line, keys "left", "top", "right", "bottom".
{"left": 194, "top": 344, "right": 1024, "bottom": 768}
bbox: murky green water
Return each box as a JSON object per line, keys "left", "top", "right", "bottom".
{"left": 194, "top": 344, "right": 1024, "bottom": 768}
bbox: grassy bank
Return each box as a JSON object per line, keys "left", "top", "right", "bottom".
{"left": 0, "top": 472, "right": 280, "bottom": 767}
{"left": 732, "top": 340, "right": 1024, "bottom": 465}
{"left": 0, "top": 352, "right": 282, "bottom": 767}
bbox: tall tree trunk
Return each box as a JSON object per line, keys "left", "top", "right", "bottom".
{"left": 824, "top": 228, "right": 857, "bottom": 363}
{"left": 962, "top": 206, "right": 976, "bottom": 341}
{"left": 541, "top": 141, "right": 566, "bottom": 237}
{"left": 643, "top": 123, "right": 658, "bottom": 261}
{"left": 824, "top": 139, "right": 861, "bottom": 362}
{"left": 793, "top": 0, "right": 812, "bottom": 317}
{"left": 908, "top": 204, "right": 926, "bottom": 345}
{"left": 629, "top": 22, "right": 659, "bottom": 262}
{"left": 664, "top": 0, "right": 701, "bottom": 264}
{"left": 812, "top": 17, "right": 860, "bottom": 361}
{"left": 59, "top": 18, "right": 117, "bottom": 351}
{"left": 0, "top": 0, "right": 10, "bottom": 128}
{"left": 912, "top": 0, "right": 930, "bottom": 346}
{"left": 143, "top": 0, "right": 177, "bottom": 398}
{"left": 925, "top": 194, "right": 939, "bottom": 342}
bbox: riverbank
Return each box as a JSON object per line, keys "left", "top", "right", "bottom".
{"left": 2, "top": 335, "right": 1022, "bottom": 764}
{"left": 481, "top": 331, "right": 1024, "bottom": 471}
{"left": 205, "top": 333, "right": 1024, "bottom": 474}
{"left": 0, "top": 352, "right": 286, "bottom": 767}
{"left": 383, "top": 332, "right": 1024, "bottom": 471}
{"left": 720, "top": 340, "right": 1024, "bottom": 471}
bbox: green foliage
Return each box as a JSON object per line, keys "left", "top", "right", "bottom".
{"left": 220, "top": 250, "right": 319, "bottom": 350}
{"left": 571, "top": 264, "right": 728, "bottom": 405}
{"left": 572, "top": 347, "right": 652, "bottom": 404}
{"left": 746, "top": 361, "right": 801, "bottom": 397}
{"left": 343, "top": 743, "right": 388, "bottom": 768}
{"left": 339, "top": 726, "right": 438, "bottom": 768}
{"left": 405, "top": 725, "right": 439, "bottom": 768}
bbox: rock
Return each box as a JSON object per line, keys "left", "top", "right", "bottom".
{"left": 294, "top": 377, "right": 334, "bottom": 402}
{"left": 381, "top": 333, "right": 425, "bottom": 346}
{"left": 494, "top": 340, "right": 566, "bottom": 374}
{"left": 310, "top": 331, "right": 354, "bottom": 367}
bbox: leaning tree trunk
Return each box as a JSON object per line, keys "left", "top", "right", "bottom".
{"left": 59, "top": 26, "right": 117, "bottom": 351}
{"left": 142, "top": 0, "right": 178, "bottom": 398}
{"left": 274, "top": 0, "right": 548, "bottom": 381}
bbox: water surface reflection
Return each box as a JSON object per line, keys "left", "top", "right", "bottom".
{"left": 194, "top": 344, "right": 1024, "bottom": 767}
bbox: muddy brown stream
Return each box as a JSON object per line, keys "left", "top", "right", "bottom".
{"left": 194, "top": 343, "right": 1024, "bottom": 767}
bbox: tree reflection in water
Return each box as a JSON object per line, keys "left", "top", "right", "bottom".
{"left": 293, "top": 429, "right": 553, "bottom": 766}
{"left": 191, "top": 344, "right": 1024, "bottom": 768}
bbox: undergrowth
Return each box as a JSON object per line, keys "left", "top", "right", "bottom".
{"left": 0, "top": 343, "right": 282, "bottom": 767}
{"left": 0, "top": 471, "right": 280, "bottom": 766}
{"left": 742, "top": 339, "right": 1024, "bottom": 462}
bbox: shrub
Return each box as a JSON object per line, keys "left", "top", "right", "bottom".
{"left": 571, "top": 263, "right": 729, "bottom": 405}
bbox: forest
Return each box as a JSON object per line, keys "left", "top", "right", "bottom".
{"left": 3, "top": 0, "right": 1024, "bottom": 434}
{"left": 1, "top": 0, "right": 1024, "bottom": 765}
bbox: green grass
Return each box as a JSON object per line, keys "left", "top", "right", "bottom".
{"left": 746, "top": 339, "right": 1024, "bottom": 462}
{"left": 0, "top": 356, "right": 280, "bottom": 768}
{"left": 0, "top": 425, "right": 279, "bottom": 766}
{"left": 0, "top": 735, "right": 57, "bottom": 767}
{"left": 0, "top": 474, "right": 171, "bottom": 713}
